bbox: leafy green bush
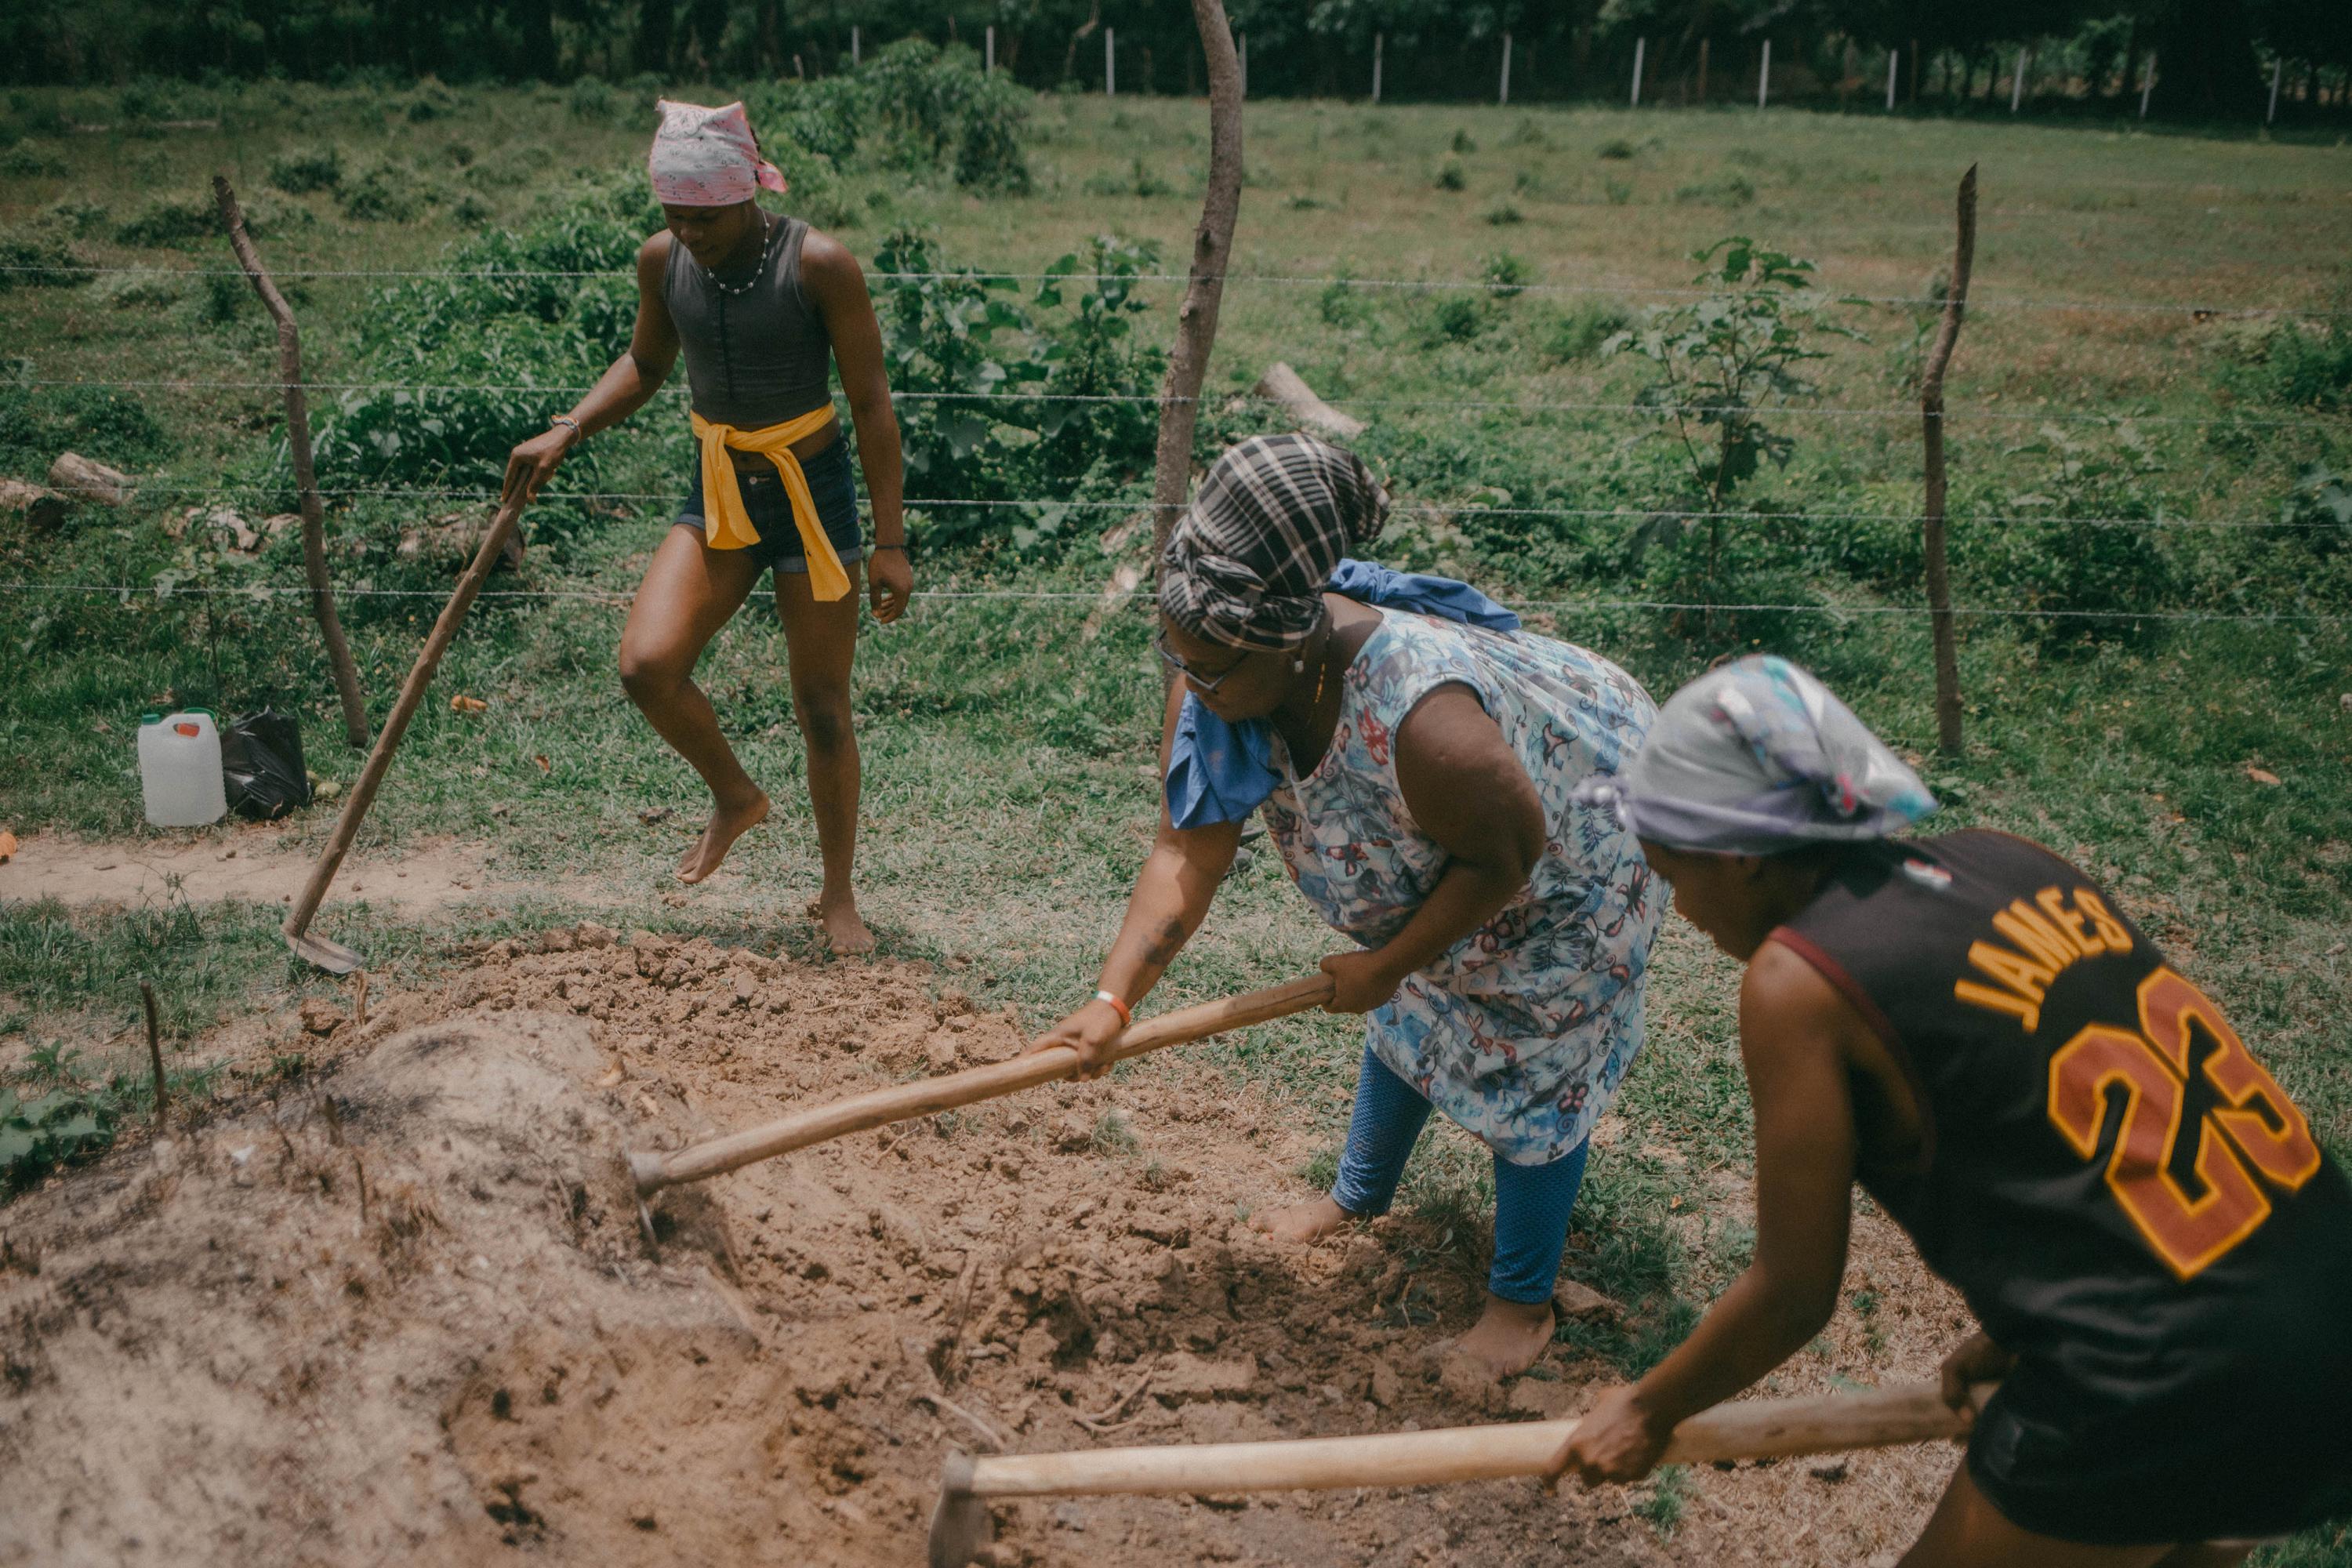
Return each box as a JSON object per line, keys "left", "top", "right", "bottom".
{"left": 339, "top": 160, "right": 437, "bottom": 222}
{"left": 1083, "top": 157, "right": 1174, "bottom": 198}
{"left": 745, "top": 41, "right": 1030, "bottom": 197}
{"left": 1433, "top": 158, "right": 1467, "bottom": 191}
{"left": 114, "top": 195, "right": 220, "bottom": 248}
{"left": 44, "top": 198, "right": 106, "bottom": 236}
{"left": 1483, "top": 201, "right": 1524, "bottom": 226}
{"left": 2, "top": 142, "right": 68, "bottom": 177}
{"left": 269, "top": 144, "right": 343, "bottom": 194}
{"left": 1421, "top": 294, "right": 1490, "bottom": 345}
{"left": 1980, "top": 421, "right": 2180, "bottom": 641}
{"left": 2229, "top": 321, "right": 2352, "bottom": 412}
{"left": 0, "top": 1070, "right": 118, "bottom": 1192}
{"left": 1319, "top": 272, "right": 1371, "bottom": 331}
{"left": 567, "top": 75, "right": 626, "bottom": 123}
{"left": 1545, "top": 298, "right": 1632, "bottom": 362}
{"left": 0, "top": 224, "right": 91, "bottom": 289}
{"left": 1597, "top": 138, "right": 1636, "bottom": 160}
{"left": 1450, "top": 127, "right": 1478, "bottom": 154}
{"left": 0, "top": 381, "right": 169, "bottom": 473}
{"left": 1482, "top": 252, "right": 1531, "bottom": 299}
{"left": 872, "top": 227, "right": 1163, "bottom": 554}
{"left": 1675, "top": 172, "right": 1756, "bottom": 207}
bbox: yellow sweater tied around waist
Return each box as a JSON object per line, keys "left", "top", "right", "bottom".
{"left": 690, "top": 407, "right": 851, "bottom": 602}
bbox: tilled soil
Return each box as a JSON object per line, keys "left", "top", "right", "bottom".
{"left": 0, "top": 928, "right": 1973, "bottom": 1567}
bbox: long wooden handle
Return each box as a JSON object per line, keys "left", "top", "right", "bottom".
{"left": 282, "top": 501, "right": 524, "bottom": 942}
{"left": 962, "top": 1381, "right": 1981, "bottom": 1499}
{"left": 632, "top": 973, "right": 1334, "bottom": 1193}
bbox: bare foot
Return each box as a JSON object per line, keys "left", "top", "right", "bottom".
{"left": 1447, "top": 1294, "right": 1555, "bottom": 1381}
{"left": 676, "top": 789, "right": 770, "bottom": 884}
{"left": 1250, "top": 1193, "right": 1354, "bottom": 1244}
{"left": 816, "top": 891, "right": 874, "bottom": 956}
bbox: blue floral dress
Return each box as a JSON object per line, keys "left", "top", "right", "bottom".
{"left": 1260, "top": 609, "right": 1661, "bottom": 1166}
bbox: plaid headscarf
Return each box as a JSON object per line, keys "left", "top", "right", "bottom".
{"left": 1160, "top": 434, "right": 1390, "bottom": 652}
{"left": 1576, "top": 655, "right": 1937, "bottom": 855}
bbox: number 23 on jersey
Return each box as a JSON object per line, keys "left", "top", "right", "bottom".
{"left": 2047, "top": 967, "right": 2323, "bottom": 1280}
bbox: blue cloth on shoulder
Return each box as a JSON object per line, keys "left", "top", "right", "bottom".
{"left": 1163, "top": 560, "right": 1521, "bottom": 829}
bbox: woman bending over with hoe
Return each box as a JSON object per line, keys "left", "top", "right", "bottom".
{"left": 1553, "top": 656, "right": 2352, "bottom": 1564}
{"left": 503, "top": 100, "right": 910, "bottom": 953}
{"left": 1032, "top": 434, "right": 1661, "bottom": 1380}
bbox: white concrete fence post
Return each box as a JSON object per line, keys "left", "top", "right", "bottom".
{"left": 1500, "top": 32, "right": 1512, "bottom": 104}
{"left": 2140, "top": 54, "right": 2155, "bottom": 118}
{"left": 1372, "top": 32, "right": 1383, "bottom": 103}
{"left": 851, "top": 25, "right": 860, "bottom": 66}
{"left": 1759, "top": 39, "right": 1770, "bottom": 109}
{"left": 1105, "top": 27, "right": 1115, "bottom": 96}
{"left": 1631, "top": 36, "right": 1645, "bottom": 107}
{"left": 2011, "top": 47, "right": 2027, "bottom": 113}
{"left": 2268, "top": 57, "right": 2283, "bottom": 123}
{"left": 1240, "top": 33, "right": 1248, "bottom": 98}
{"left": 1887, "top": 49, "right": 1898, "bottom": 111}
{"left": 985, "top": 24, "right": 993, "bottom": 75}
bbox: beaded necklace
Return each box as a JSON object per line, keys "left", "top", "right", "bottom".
{"left": 708, "top": 212, "right": 779, "bottom": 299}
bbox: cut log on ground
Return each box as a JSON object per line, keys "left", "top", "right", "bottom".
{"left": 47, "top": 452, "right": 134, "bottom": 506}
{"left": 1254, "top": 361, "right": 1366, "bottom": 442}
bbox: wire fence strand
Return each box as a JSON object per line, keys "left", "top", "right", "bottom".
{"left": 5, "top": 261, "right": 2346, "bottom": 319}
{"left": 4, "top": 579, "right": 2346, "bottom": 625}
{"left": 19, "top": 376, "right": 2343, "bottom": 430}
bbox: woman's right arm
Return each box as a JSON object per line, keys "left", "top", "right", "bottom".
{"left": 1029, "top": 681, "right": 1243, "bottom": 1073}
{"left": 500, "top": 234, "right": 684, "bottom": 506}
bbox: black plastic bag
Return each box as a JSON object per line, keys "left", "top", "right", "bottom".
{"left": 221, "top": 708, "right": 312, "bottom": 821}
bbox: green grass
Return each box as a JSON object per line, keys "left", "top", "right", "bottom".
{"left": 1, "top": 84, "right": 2348, "bottom": 1559}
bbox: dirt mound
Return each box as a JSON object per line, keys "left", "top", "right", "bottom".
{"left": 1, "top": 929, "right": 1966, "bottom": 1566}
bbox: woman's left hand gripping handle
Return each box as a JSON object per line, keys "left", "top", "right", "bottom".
{"left": 503, "top": 424, "right": 577, "bottom": 507}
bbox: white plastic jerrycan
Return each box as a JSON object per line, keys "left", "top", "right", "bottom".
{"left": 139, "top": 709, "right": 227, "bottom": 827}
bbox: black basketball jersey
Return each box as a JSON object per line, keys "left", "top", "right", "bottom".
{"left": 1771, "top": 829, "right": 2352, "bottom": 1403}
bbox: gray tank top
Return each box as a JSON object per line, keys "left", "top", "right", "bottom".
{"left": 662, "top": 214, "right": 835, "bottom": 429}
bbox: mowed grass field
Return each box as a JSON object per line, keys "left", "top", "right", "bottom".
{"left": 3, "top": 82, "right": 2351, "bottom": 1559}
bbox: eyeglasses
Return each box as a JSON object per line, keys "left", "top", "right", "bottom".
{"left": 1153, "top": 631, "right": 1249, "bottom": 694}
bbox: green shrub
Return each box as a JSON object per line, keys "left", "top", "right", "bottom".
{"left": 746, "top": 41, "right": 1030, "bottom": 196}
{"left": 2230, "top": 321, "right": 2352, "bottom": 412}
{"left": 1422, "top": 294, "right": 1490, "bottom": 344}
{"left": 1483, "top": 201, "right": 1524, "bottom": 226}
{"left": 0, "top": 225, "right": 91, "bottom": 289}
{"left": 0, "top": 382, "right": 170, "bottom": 472}
{"left": 567, "top": 75, "right": 626, "bottom": 123}
{"left": 1504, "top": 117, "right": 1548, "bottom": 148}
{"left": 1433, "top": 158, "right": 1467, "bottom": 191}
{"left": 1, "top": 142, "right": 68, "bottom": 177}
{"left": 1482, "top": 252, "right": 1531, "bottom": 299}
{"left": 1319, "top": 272, "right": 1371, "bottom": 330}
{"left": 1604, "top": 176, "right": 1634, "bottom": 205}
{"left": 1083, "top": 157, "right": 1173, "bottom": 198}
{"left": 268, "top": 144, "right": 343, "bottom": 194}
{"left": 1675, "top": 172, "right": 1756, "bottom": 206}
{"left": 1545, "top": 298, "right": 1632, "bottom": 361}
{"left": 1450, "top": 127, "right": 1478, "bottom": 154}
{"left": 339, "top": 160, "right": 436, "bottom": 223}
{"left": 44, "top": 197, "right": 107, "bottom": 236}
{"left": 114, "top": 194, "right": 220, "bottom": 248}
{"left": 0, "top": 1071, "right": 119, "bottom": 1193}
{"left": 1597, "top": 137, "right": 1637, "bottom": 160}
{"left": 93, "top": 270, "right": 187, "bottom": 310}
{"left": 405, "top": 79, "right": 458, "bottom": 121}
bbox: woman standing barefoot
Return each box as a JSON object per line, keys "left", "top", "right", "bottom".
{"left": 502, "top": 100, "right": 909, "bottom": 954}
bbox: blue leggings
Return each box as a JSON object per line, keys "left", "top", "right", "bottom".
{"left": 1328, "top": 1043, "right": 1590, "bottom": 1305}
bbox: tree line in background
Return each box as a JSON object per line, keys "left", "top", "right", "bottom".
{"left": 5, "top": 0, "right": 2349, "bottom": 123}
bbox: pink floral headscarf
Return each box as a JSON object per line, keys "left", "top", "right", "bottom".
{"left": 648, "top": 99, "right": 788, "bottom": 207}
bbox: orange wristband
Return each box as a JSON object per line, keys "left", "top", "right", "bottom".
{"left": 1092, "top": 989, "right": 1133, "bottom": 1029}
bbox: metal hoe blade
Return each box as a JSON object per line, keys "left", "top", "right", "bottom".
{"left": 926, "top": 1454, "right": 989, "bottom": 1568}
{"left": 285, "top": 929, "right": 366, "bottom": 975}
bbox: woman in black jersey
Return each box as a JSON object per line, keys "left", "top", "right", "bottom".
{"left": 1552, "top": 655, "right": 2352, "bottom": 1566}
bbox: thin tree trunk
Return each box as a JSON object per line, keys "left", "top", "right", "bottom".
{"left": 1919, "top": 165, "right": 1976, "bottom": 758}
{"left": 1148, "top": 0, "right": 1245, "bottom": 567}
{"left": 211, "top": 175, "right": 371, "bottom": 750}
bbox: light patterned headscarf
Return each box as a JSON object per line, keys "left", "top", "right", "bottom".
{"left": 1578, "top": 655, "right": 1937, "bottom": 855}
{"left": 648, "top": 100, "right": 788, "bottom": 207}
{"left": 1160, "top": 434, "right": 1390, "bottom": 652}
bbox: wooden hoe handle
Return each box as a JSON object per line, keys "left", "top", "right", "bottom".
{"left": 959, "top": 1381, "right": 1986, "bottom": 1499}
{"left": 282, "top": 500, "right": 524, "bottom": 943}
{"left": 630, "top": 973, "right": 1336, "bottom": 1193}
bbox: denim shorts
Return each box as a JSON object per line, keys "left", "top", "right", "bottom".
{"left": 677, "top": 439, "right": 863, "bottom": 575}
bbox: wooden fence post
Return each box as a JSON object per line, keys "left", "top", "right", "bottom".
{"left": 1919, "top": 165, "right": 1977, "bottom": 758}
{"left": 1149, "top": 0, "right": 1245, "bottom": 569}
{"left": 211, "top": 175, "right": 371, "bottom": 750}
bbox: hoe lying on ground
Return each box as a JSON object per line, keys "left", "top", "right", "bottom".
{"left": 927, "top": 1380, "right": 1994, "bottom": 1568}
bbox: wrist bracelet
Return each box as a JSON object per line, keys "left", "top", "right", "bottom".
{"left": 550, "top": 415, "right": 583, "bottom": 443}
{"left": 1092, "top": 989, "right": 1133, "bottom": 1029}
